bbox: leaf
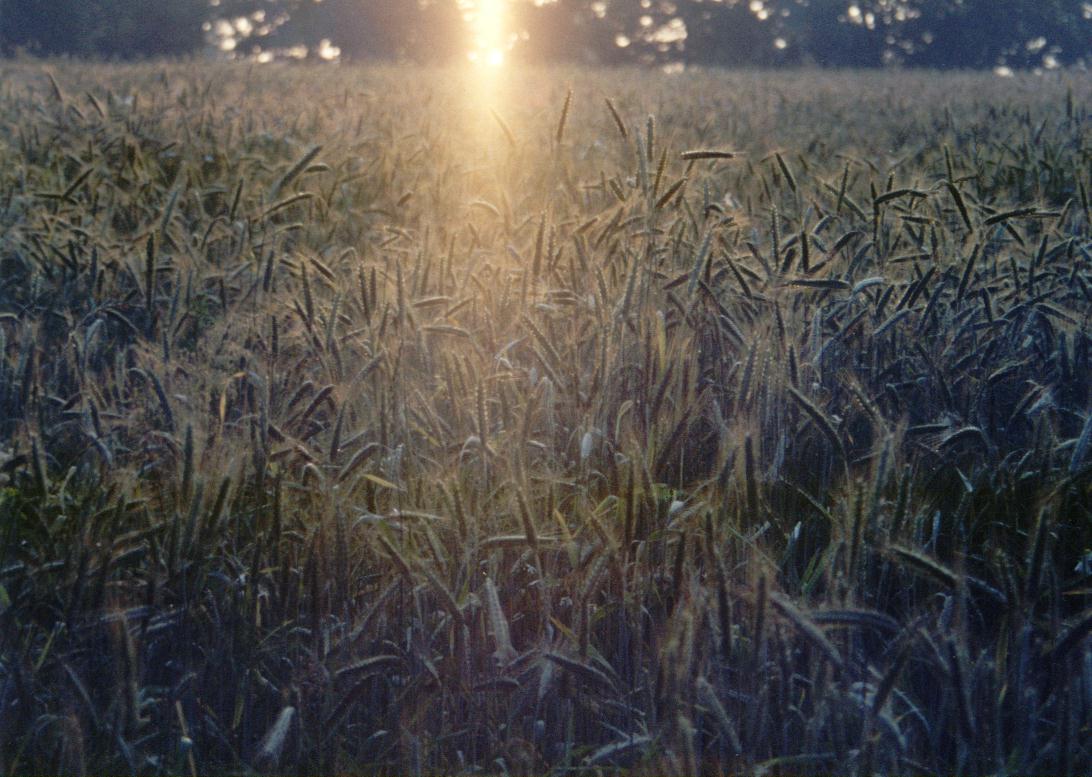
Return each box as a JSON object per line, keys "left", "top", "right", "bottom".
{"left": 363, "top": 473, "right": 402, "bottom": 491}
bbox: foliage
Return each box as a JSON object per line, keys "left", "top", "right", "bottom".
{"left": 0, "top": 0, "right": 207, "bottom": 58}
{"left": 777, "top": 0, "right": 1092, "bottom": 69}
{"left": 0, "top": 0, "right": 1090, "bottom": 68}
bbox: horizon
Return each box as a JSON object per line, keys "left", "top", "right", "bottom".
{"left": 0, "top": 0, "right": 1089, "bottom": 71}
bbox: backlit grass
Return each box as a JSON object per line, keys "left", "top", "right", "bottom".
{"left": 0, "top": 60, "right": 1090, "bottom": 775}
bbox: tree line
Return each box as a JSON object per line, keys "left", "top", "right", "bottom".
{"left": 1, "top": 0, "right": 1088, "bottom": 69}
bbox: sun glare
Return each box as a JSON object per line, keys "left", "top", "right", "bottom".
{"left": 461, "top": 0, "right": 510, "bottom": 120}
{"left": 464, "top": 0, "right": 509, "bottom": 66}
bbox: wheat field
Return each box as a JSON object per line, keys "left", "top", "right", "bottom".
{"left": 0, "top": 61, "right": 1090, "bottom": 775}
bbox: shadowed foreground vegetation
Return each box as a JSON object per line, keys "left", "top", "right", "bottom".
{"left": 0, "top": 62, "right": 1090, "bottom": 775}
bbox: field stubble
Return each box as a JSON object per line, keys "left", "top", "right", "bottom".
{"left": 0, "top": 61, "right": 1090, "bottom": 775}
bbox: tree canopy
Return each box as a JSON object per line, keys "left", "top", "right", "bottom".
{"left": 1, "top": 0, "right": 1088, "bottom": 69}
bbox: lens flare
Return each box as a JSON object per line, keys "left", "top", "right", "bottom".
{"left": 463, "top": 0, "right": 508, "bottom": 67}
{"left": 461, "top": 0, "right": 511, "bottom": 127}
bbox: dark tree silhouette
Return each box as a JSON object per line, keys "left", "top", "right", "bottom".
{"left": 1, "top": 0, "right": 96, "bottom": 55}
{"left": 510, "top": 0, "right": 621, "bottom": 65}
{"left": 679, "top": 0, "right": 790, "bottom": 68}
{"left": 1, "top": 0, "right": 206, "bottom": 58}
{"left": 0, "top": 0, "right": 1089, "bottom": 68}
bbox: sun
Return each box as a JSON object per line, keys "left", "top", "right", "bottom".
{"left": 464, "top": 0, "right": 509, "bottom": 66}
